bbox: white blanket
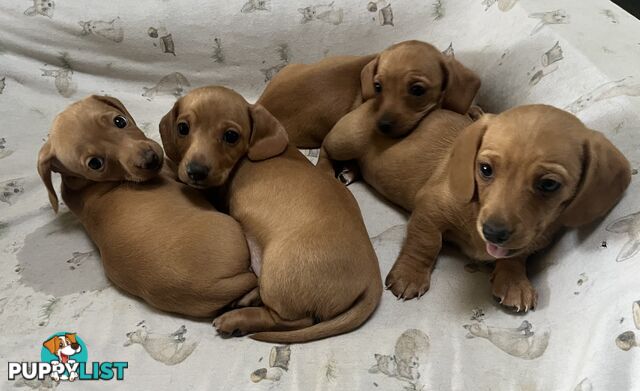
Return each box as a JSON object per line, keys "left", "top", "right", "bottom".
{"left": 1, "top": 0, "right": 639, "bottom": 390}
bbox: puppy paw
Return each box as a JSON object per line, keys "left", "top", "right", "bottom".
{"left": 385, "top": 260, "right": 432, "bottom": 300}
{"left": 338, "top": 168, "right": 357, "bottom": 185}
{"left": 212, "top": 311, "right": 249, "bottom": 338}
{"left": 467, "top": 105, "right": 485, "bottom": 121}
{"left": 491, "top": 274, "right": 538, "bottom": 312}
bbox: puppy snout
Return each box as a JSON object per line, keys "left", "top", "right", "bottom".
{"left": 377, "top": 118, "right": 394, "bottom": 134}
{"left": 70, "top": 342, "right": 80, "bottom": 350}
{"left": 482, "top": 221, "right": 512, "bottom": 245}
{"left": 142, "top": 149, "right": 161, "bottom": 170}
{"left": 186, "top": 161, "right": 210, "bottom": 182}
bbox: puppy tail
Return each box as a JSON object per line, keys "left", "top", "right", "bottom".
{"left": 250, "top": 282, "right": 382, "bottom": 344}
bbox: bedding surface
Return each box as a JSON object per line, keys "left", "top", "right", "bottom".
{"left": 1, "top": 0, "right": 639, "bottom": 390}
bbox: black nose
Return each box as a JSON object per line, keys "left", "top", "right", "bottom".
{"left": 482, "top": 222, "right": 511, "bottom": 244}
{"left": 71, "top": 343, "right": 80, "bottom": 350}
{"left": 377, "top": 119, "right": 394, "bottom": 134}
{"left": 186, "top": 162, "right": 209, "bottom": 181}
{"left": 142, "top": 150, "right": 161, "bottom": 170}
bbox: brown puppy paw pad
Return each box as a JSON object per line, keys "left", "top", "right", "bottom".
{"left": 385, "top": 263, "right": 432, "bottom": 300}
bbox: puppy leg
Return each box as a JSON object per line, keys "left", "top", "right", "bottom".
{"left": 230, "top": 286, "right": 262, "bottom": 308}
{"left": 212, "top": 306, "right": 314, "bottom": 337}
{"left": 215, "top": 272, "right": 259, "bottom": 308}
{"left": 491, "top": 258, "right": 537, "bottom": 312}
{"left": 386, "top": 208, "right": 442, "bottom": 300}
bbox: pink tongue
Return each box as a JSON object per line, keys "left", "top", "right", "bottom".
{"left": 486, "top": 243, "right": 509, "bottom": 258}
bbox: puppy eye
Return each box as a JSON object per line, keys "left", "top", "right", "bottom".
{"left": 177, "top": 122, "right": 190, "bottom": 136}
{"left": 222, "top": 129, "right": 240, "bottom": 145}
{"left": 374, "top": 81, "right": 382, "bottom": 93}
{"left": 409, "top": 84, "right": 426, "bottom": 96}
{"left": 113, "top": 115, "right": 127, "bottom": 129}
{"left": 537, "top": 178, "right": 561, "bottom": 193}
{"left": 479, "top": 163, "right": 493, "bottom": 179}
{"left": 87, "top": 157, "right": 104, "bottom": 171}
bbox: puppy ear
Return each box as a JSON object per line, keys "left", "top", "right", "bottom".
{"left": 448, "top": 116, "right": 490, "bottom": 203}
{"left": 159, "top": 100, "right": 180, "bottom": 163}
{"left": 91, "top": 95, "right": 136, "bottom": 123}
{"left": 441, "top": 57, "right": 481, "bottom": 114}
{"left": 66, "top": 333, "right": 78, "bottom": 344}
{"left": 37, "top": 140, "right": 59, "bottom": 213}
{"left": 248, "top": 104, "right": 289, "bottom": 161}
{"left": 561, "top": 131, "right": 631, "bottom": 227}
{"left": 42, "top": 336, "right": 59, "bottom": 355}
{"left": 360, "top": 56, "right": 379, "bottom": 101}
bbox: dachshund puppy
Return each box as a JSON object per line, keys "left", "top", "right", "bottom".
{"left": 37, "top": 95, "right": 257, "bottom": 318}
{"left": 258, "top": 40, "right": 481, "bottom": 148}
{"left": 159, "top": 86, "right": 382, "bottom": 343}
{"left": 322, "top": 103, "right": 631, "bottom": 311}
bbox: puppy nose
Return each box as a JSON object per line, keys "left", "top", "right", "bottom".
{"left": 377, "top": 119, "right": 394, "bottom": 134}
{"left": 142, "top": 150, "right": 161, "bottom": 170}
{"left": 186, "top": 162, "right": 209, "bottom": 181}
{"left": 71, "top": 343, "right": 80, "bottom": 350}
{"left": 482, "top": 222, "right": 511, "bottom": 244}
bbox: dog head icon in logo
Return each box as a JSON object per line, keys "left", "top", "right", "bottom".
{"left": 41, "top": 332, "right": 87, "bottom": 381}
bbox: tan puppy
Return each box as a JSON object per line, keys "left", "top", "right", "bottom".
{"left": 322, "top": 103, "right": 631, "bottom": 311}
{"left": 159, "top": 86, "right": 382, "bottom": 343}
{"left": 37, "top": 95, "right": 257, "bottom": 318}
{"left": 259, "top": 40, "right": 481, "bottom": 148}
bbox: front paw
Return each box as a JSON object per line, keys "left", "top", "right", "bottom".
{"left": 491, "top": 273, "right": 537, "bottom": 312}
{"left": 212, "top": 311, "right": 249, "bottom": 338}
{"left": 385, "top": 259, "right": 432, "bottom": 300}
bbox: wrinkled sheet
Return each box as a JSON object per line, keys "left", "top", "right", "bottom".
{"left": 1, "top": 0, "right": 639, "bottom": 390}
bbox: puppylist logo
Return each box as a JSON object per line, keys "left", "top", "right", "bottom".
{"left": 8, "top": 332, "right": 128, "bottom": 382}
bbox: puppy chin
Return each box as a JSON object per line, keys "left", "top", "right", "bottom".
{"left": 125, "top": 171, "right": 159, "bottom": 183}
{"left": 178, "top": 172, "right": 227, "bottom": 189}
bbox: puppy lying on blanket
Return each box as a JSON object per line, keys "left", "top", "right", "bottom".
{"left": 37, "top": 95, "right": 257, "bottom": 318}
{"left": 259, "top": 40, "right": 481, "bottom": 148}
{"left": 159, "top": 86, "right": 382, "bottom": 343}
{"left": 321, "top": 103, "right": 631, "bottom": 311}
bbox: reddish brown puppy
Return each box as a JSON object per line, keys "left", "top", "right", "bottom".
{"left": 160, "top": 86, "right": 382, "bottom": 343}
{"left": 259, "top": 40, "right": 481, "bottom": 147}
{"left": 37, "top": 95, "right": 257, "bottom": 318}
{"left": 322, "top": 103, "right": 631, "bottom": 311}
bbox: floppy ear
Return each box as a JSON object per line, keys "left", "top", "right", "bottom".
{"left": 440, "top": 57, "right": 481, "bottom": 114}
{"left": 42, "top": 336, "right": 59, "bottom": 355}
{"left": 448, "top": 116, "right": 490, "bottom": 203}
{"left": 159, "top": 100, "right": 180, "bottom": 163}
{"left": 66, "top": 333, "right": 78, "bottom": 344}
{"left": 561, "top": 131, "right": 631, "bottom": 227}
{"left": 248, "top": 104, "right": 289, "bottom": 161}
{"left": 360, "top": 56, "right": 379, "bottom": 101}
{"left": 91, "top": 95, "right": 135, "bottom": 123}
{"left": 37, "top": 139, "right": 59, "bottom": 213}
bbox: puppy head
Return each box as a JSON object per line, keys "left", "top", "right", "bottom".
{"left": 449, "top": 105, "right": 630, "bottom": 259}
{"left": 37, "top": 95, "right": 164, "bottom": 212}
{"left": 159, "top": 86, "right": 289, "bottom": 188}
{"left": 361, "top": 40, "right": 481, "bottom": 138}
